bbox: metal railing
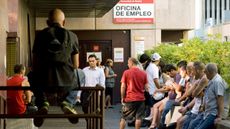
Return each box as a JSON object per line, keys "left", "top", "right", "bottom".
{"left": 0, "top": 85, "right": 104, "bottom": 129}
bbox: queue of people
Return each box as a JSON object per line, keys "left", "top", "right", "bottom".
{"left": 119, "top": 53, "right": 229, "bottom": 129}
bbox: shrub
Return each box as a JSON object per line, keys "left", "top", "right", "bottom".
{"left": 145, "top": 36, "right": 230, "bottom": 86}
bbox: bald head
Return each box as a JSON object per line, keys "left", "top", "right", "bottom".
{"left": 47, "top": 9, "right": 65, "bottom": 27}
{"left": 205, "top": 63, "right": 218, "bottom": 74}
{"left": 205, "top": 63, "right": 218, "bottom": 80}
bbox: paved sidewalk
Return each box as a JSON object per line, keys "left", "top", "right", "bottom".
{"left": 38, "top": 104, "right": 148, "bottom": 129}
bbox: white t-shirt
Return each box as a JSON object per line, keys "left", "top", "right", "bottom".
{"left": 146, "top": 63, "right": 159, "bottom": 95}
{"left": 191, "top": 97, "right": 202, "bottom": 115}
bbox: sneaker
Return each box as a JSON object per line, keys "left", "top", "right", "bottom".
{"left": 144, "top": 115, "right": 153, "bottom": 121}
{"left": 76, "top": 98, "right": 81, "bottom": 103}
{"left": 33, "top": 101, "right": 49, "bottom": 127}
{"left": 61, "top": 101, "right": 79, "bottom": 124}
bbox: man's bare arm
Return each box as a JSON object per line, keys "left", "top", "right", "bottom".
{"left": 22, "top": 80, "right": 32, "bottom": 104}
{"left": 154, "top": 78, "right": 160, "bottom": 89}
{"left": 192, "top": 77, "right": 208, "bottom": 97}
{"left": 72, "top": 53, "right": 79, "bottom": 69}
{"left": 217, "top": 95, "right": 224, "bottom": 118}
{"left": 145, "top": 84, "right": 150, "bottom": 93}
{"left": 120, "top": 83, "right": 126, "bottom": 103}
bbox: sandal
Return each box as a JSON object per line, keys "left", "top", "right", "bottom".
{"left": 148, "top": 123, "right": 157, "bottom": 129}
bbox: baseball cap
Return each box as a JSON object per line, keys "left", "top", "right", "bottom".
{"left": 151, "top": 53, "right": 161, "bottom": 61}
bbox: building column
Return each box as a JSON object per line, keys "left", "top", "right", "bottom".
{"left": 227, "top": 0, "right": 230, "bottom": 10}
{"left": 216, "top": 0, "right": 220, "bottom": 24}
{"left": 207, "top": 0, "right": 211, "bottom": 20}
{"left": 212, "top": 0, "right": 215, "bottom": 24}
{"left": 221, "top": 0, "right": 225, "bottom": 23}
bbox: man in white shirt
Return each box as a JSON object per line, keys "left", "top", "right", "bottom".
{"left": 81, "top": 54, "right": 105, "bottom": 113}
{"left": 146, "top": 53, "right": 162, "bottom": 104}
{"left": 144, "top": 53, "right": 163, "bottom": 122}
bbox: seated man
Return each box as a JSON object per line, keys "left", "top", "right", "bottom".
{"left": 66, "top": 68, "right": 85, "bottom": 106}
{"left": 7, "top": 64, "right": 33, "bottom": 114}
{"left": 32, "top": 8, "right": 79, "bottom": 127}
{"left": 186, "top": 63, "right": 228, "bottom": 129}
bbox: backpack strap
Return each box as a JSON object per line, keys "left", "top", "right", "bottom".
{"left": 48, "top": 27, "right": 69, "bottom": 46}
{"left": 74, "top": 69, "right": 81, "bottom": 89}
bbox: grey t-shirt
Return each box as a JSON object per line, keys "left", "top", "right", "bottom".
{"left": 204, "top": 74, "right": 228, "bottom": 118}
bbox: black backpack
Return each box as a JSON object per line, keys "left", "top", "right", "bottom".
{"left": 46, "top": 27, "right": 72, "bottom": 65}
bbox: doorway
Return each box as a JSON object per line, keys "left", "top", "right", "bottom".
{"left": 79, "top": 40, "right": 112, "bottom": 69}
{"left": 74, "top": 30, "right": 130, "bottom": 104}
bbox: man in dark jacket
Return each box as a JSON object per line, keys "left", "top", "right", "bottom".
{"left": 32, "top": 9, "right": 79, "bottom": 127}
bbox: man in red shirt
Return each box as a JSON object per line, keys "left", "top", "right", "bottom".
{"left": 120, "top": 57, "right": 149, "bottom": 129}
{"left": 7, "top": 64, "right": 32, "bottom": 114}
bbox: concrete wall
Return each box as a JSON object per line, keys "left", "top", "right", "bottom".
{"left": 156, "top": 0, "right": 195, "bottom": 29}
{"left": 0, "top": 0, "right": 8, "bottom": 128}
{"left": 2, "top": 1, "right": 36, "bottom": 128}
{"left": 18, "top": 0, "right": 35, "bottom": 66}
{"left": 35, "top": 0, "right": 195, "bottom": 57}
{"left": 35, "top": 0, "right": 196, "bottom": 30}
{"left": 0, "top": 0, "right": 8, "bottom": 88}
{"left": 205, "top": 23, "right": 230, "bottom": 41}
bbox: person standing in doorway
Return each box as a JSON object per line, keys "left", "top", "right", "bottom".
{"left": 104, "top": 59, "right": 117, "bottom": 109}
{"left": 96, "top": 57, "right": 105, "bottom": 70}
{"left": 119, "top": 57, "right": 149, "bottom": 129}
{"left": 32, "top": 8, "right": 79, "bottom": 127}
{"left": 81, "top": 54, "right": 105, "bottom": 113}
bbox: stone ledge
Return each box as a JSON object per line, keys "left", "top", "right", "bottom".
{"left": 6, "top": 119, "right": 37, "bottom": 129}
{"left": 216, "top": 118, "right": 230, "bottom": 129}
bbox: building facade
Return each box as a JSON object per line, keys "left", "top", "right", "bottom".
{"left": 1, "top": 0, "right": 230, "bottom": 128}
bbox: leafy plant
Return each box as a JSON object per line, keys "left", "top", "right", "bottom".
{"left": 145, "top": 35, "right": 230, "bottom": 86}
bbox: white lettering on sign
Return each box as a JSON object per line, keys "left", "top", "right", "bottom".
{"left": 113, "top": 3, "right": 154, "bottom": 23}
{"left": 115, "top": 5, "right": 141, "bottom": 10}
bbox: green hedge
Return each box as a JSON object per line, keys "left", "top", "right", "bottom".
{"left": 145, "top": 36, "right": 230, "bottom": 86}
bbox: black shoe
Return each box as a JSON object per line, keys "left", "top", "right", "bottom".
{"left": 61, "top": 101, "right": 79, "bottom": 124}
{"left": 127, "top": 121, "right": 135, "bottom": 127}
{"left": 158, "top": 123, "right": 166, "bottom": 129}
{"left": 141, "top": 120, "right": 148, "bottom": 127}
{"left": 33, "top": 102, "right": 49, "bottom": 127}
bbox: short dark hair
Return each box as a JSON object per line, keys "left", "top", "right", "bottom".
{"left": 14, "top": 64, "right": 25, "bottom": 74}
{"left": 177, "top": 60, "right": 187, "bottom": 68}
{"left": 164, "top": 64, "right": 176, "bottom": 72}
{"left": 88, "top": 54, "right": 97, "bottom": 59}
{"left": 139, "top": 54, "right": 150, "bottom": 63}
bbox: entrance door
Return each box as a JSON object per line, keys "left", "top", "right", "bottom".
{"left": 79, "top": 40, "right": 112, "bottom": 69}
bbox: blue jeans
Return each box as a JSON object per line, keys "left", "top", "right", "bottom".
{"left": 195, "top": 114, "right": 216, "bottom": 129}
{"left": 187, "top": 113, "right": 216, "bottom": 129}
{"left": 187, "top": 113, "right": 204, "bottom": 129}
{"left": 160, "top": 99, "right": 175, "bottom": 125}
{"left": 66, "top": 90, "right": 78, "bottom": 106}
{"left": 182, "top": 112, "right": 198, "bottom": 129}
